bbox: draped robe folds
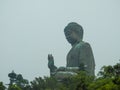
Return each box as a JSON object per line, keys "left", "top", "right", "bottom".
{"left": 66, "top": 41, "right": 95, "bottom": 76}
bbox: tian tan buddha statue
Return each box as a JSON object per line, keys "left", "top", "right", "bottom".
{"left": 48, "top": 22, "right": 95, "bottom": 79}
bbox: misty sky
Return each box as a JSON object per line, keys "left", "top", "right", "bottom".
{"left": 0, "top": 0, "right": 120, "bottom": 84}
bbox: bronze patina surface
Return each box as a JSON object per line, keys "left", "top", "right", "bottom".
{"left": 48, "top": 22, "right": 95, "bottom": 77}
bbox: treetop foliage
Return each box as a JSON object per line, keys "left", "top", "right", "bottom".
{"left": 1, "top": 61, "right": 120, "bottom": 90}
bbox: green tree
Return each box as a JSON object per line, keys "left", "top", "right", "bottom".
{"left": 44, "top": 76, "right": 57, "bottom": 90}
{"left": 8, "top": 84, "right": 22, "bottom": 90}
{"left": 98, "top": 65, "right": 115, "bottom": 78}
{"left": 98, "top": 62, "right": 120, "bottom": 78}
{"left": 88, "top": 78, "right": 119, "bottom": 90}
{"left": 0, "top": 82, "right": 6, "bottom": 90}
{"left": 30, "top": 77, "right": 45, "bottom": 90}
{"left": 70, "top": 71, "right": 94, "bottom": 90}
{"left": 88, "top": 62, "right": 120, "bottom": 90}
{"left": 8, "top": 71, "right": 29, "bottom": 90}
{"left": 16, "top": 74, "right": 29, "bottom": 89}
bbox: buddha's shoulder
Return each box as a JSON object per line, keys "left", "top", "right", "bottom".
{"left": 77, "top": 41, "right": 91, "bottom": 48}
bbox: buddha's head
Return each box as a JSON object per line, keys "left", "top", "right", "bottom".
{"left": 64, "top": 22, "right": 83, "bottom": 46}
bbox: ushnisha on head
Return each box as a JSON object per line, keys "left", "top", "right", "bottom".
{"left": 64, "top": 22, "right": 84, "bottom": 46}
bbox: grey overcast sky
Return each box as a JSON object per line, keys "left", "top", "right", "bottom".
{"left": 0, "top": 0, "right": 120, "bottom": 84}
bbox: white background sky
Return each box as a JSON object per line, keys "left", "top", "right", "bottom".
{"left": 0, "top": 0, "right": 120, "bottom": 84}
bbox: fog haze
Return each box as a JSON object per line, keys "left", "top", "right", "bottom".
{"left": 0, "top": 0, "right": 120, "bottom": 84}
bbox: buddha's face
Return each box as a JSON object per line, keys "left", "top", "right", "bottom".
{"left": 65, "top": 30, "right": 78, "bottom": 45}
